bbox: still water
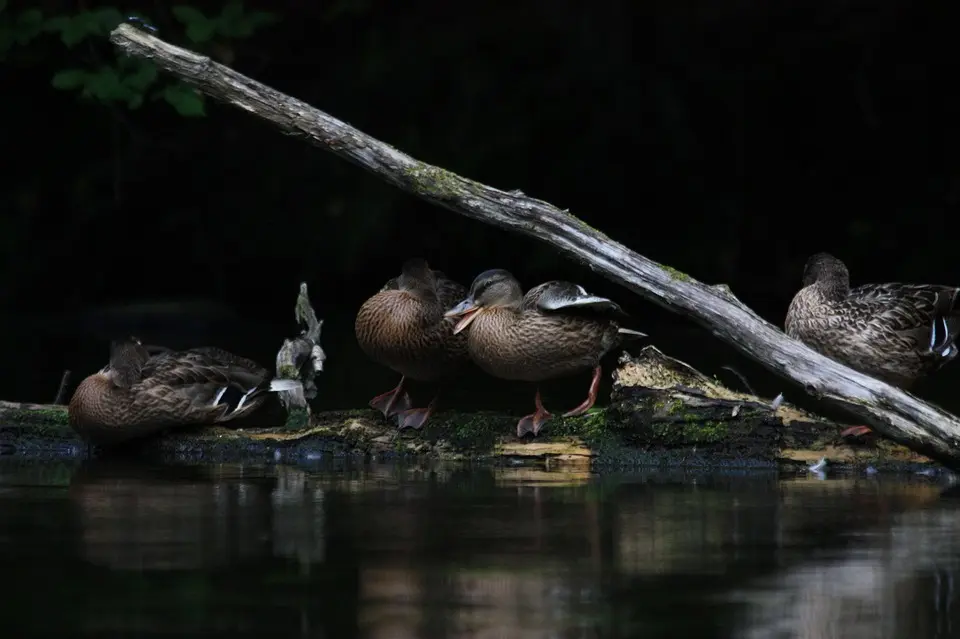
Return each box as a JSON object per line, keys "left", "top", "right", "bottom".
{"left": 1, "top": 459, "right": 959, "bottom": 638}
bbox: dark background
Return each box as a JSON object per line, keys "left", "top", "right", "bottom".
{"left": 3, "top": 0, "right": 958, "bottom": 416}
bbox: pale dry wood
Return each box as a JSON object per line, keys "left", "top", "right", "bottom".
{"left": 108, "top": 23, "right": 960, "bottom": 468}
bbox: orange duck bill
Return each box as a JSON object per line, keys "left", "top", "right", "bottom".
{"left": 444, "top": 298, "right": 487, "bottom": 334}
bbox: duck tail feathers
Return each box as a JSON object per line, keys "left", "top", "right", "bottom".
{"left": 212, "top": 378, "right": 304, "bottom": 418}
{"left": 617, "top": 328, "right": 647, "bottom": 340}
{"left": 269, "top": 378, "right": 302, "bottom": 393}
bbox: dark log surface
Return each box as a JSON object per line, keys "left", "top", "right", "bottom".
{"left": 0, "top": 347, "right": 936, "bottom": 473}
{"left": 106, "top": 23, "right": 960, "bottom": 469}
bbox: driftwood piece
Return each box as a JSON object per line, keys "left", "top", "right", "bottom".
{"left": 108, "top": 24, "right": 960, "bottom": 469}
{"left": 274, "top": 282, "right": 326, "bottom": 413}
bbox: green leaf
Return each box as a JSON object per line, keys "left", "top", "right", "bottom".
{"left": 86, "top": 65, "right": 130, "bottom": 101}
{"left": 59, "top": 15, "right": 93, "bottom": 48}
{"left": 216, "top": 1, "right": 247, "bottom": 37}
{"left": 46, "top": 11, "right": 113, "bottom": 48}
{"left": 122, "top": 60, "right": 158, "bottom": 91}
{"left": 51, "top": 68, "right": 88, "bottom": 90}
{"left": 42, "top": 16, "right": 69, "bottom": 33}
{"left": 127, "top": 94, "right": 144, "bottom": 110}
{"left": 185, "top": 20, "right": 215, "bottom": 43}
{"left": 245, "top": 11, "right": 280, "bottom": 30}
{"left": 16, "top": 8, "right": 42, "bottom": 27}
{"left": 15, "top": 9, "right": 44, "bottom": 44}
{"left": 0, "top": 25, "right": 13, "bottom": 57}
{"left": 220, "top": 1, "right": 245, "bottom": 23}
{"left": 163, "top": 83, "right": 206, "bottom": 117}
{"left": 216, "top": 2, "right": 280, "bottom": 38}
{"left": 0, "top": 0, "right": 8, "bottom": 14}
{"left": 171, "top": 6, "right": 207, "bottom": 25}
{"left": 93, "top": 8, "right": 124, "bottom": 34}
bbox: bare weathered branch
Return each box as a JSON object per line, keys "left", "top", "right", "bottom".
{"left": 109, "top": 23, "right": 960, "bottom": 468}
{"left": 275, "top": 282, "right": 326, "bottom": 411}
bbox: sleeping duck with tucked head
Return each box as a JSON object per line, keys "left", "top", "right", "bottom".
{"left": 444, "top": 269, "right": 647, "bottom": 437}
{"left": 785, "top": 252, "right": 960, "bottom": 391}
{"left": 354, "top": 258, "right": 470, "bottom": 430}
{"left": 68, "top": 337, "right": 300, "bottom": 447}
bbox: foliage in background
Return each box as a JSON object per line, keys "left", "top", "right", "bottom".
{"left": 0, "top": 1, "right": 279, "bottom": 116}
{"left": 0, "top": 0, "right": 946, "bottom": 326}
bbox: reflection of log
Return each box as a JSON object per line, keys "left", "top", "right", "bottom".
{"left": 66, "top": 461, "right": 327, "bottom": 571}
{"left": 107, "top": 24, "right": 960, "bottom": 470}
{"left": 68, "top": 461, "right": 273, "bottom": 571}
{"left": 728, "top": 496, "right": 958, "bottom": 638}
{"left": 0, "top": 347, "right": 939, "bottom": 470}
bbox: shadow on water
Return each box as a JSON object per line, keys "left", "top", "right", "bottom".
{"left": 1, "top": 459, "right": 960, "bottom": 638}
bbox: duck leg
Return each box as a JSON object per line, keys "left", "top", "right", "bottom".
{"left": 397, "top": 395, "right": 439, "bottom": 431}
{"left": 517, "top": 389, "right": 553, "bottom": 437}
{"left": 368, "top": 377, "right": 413, "bottom": 418}
{"left": 840, "top": 425, "right": 873, "bottom": 438}
{"left": 562, "top": 365, "right": 603, "bottom": 417}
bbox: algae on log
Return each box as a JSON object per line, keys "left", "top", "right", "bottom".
{"left": 0, "top": 349, "right": 937, "bottom": 470}
{"left": 106, "top": 24, "right": 960, "bottom": 470}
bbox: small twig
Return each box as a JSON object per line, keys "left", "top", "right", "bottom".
{"left": 295, "top": 282, "right": 323, "bottom": 342}
{"left": 54, "top": 370, "right": 72, "bottom": 405}
{"left": 720, "top": 365, "right": 757, "bottom": 396}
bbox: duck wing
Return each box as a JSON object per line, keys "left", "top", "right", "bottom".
{"left": 851, "top": 283, "right": 960, "bottom": 353}
{"left": 140, "top": 348, "right": 272, "bottom": 414}
{"left": 524, "top": 281, "right": 624, "bottom": 315}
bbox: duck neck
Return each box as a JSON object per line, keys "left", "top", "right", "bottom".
{"left": 471, "top": 305, "right": 519, "bottom": 335}
{"left": 814, "top": 274, "right": 850, "bottom": 302}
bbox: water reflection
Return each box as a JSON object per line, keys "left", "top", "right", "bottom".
{"left": 728, "top": 495, "right": 960, "bottom": 639}
{"left": 0, "top": 459, "right": 959, "bottom": 637}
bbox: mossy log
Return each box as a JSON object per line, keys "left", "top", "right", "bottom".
{"left": 0, "top": 348, "right": 938, "bottom": 472}
{"left": 107, "top": 23, "right": 960, "bottom": 471}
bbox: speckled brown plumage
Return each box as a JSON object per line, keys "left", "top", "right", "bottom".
{"left": 461, "top": 282, "right": 626, "bottom": 382}
{"left": 445, "top": 269, "right": 646, "bottom": 436}
{"left": 785, "top": 252, "right": 960, "bottom": 389}
{"left": 354, "top": 258, "right": 469, "bottom": 428}
{"left": 68, "top": 338, "right": 293, "bottom": 447}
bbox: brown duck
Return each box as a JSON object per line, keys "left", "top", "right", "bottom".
{"left": 786, "top": 252, "right": 960, "bottom": 388}
{"left": 444, "top": 269, "right": 646, "bottom": 437}
{"left": 68, "top": 337, "right": 300, "bottom": 447}
{"left": 354, "top": 258, "right": 469, "bottom": 429}
{"left": 786, "top": 252, "right": 960, "bottom": 437}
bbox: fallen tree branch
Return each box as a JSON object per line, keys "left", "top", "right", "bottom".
{"left": 108, "top": 23, "right": 960, "bottom": 468}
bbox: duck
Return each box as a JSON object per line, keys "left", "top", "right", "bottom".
{"left": 354, "top": 258, "right": 469, "bottom": 429}
{"left": 785, "top": 252, "right": 960, "bottom": 390}
{"left": 68, "top": 337, "right": 300, "bottom": 447}
{"left": 444, "top": 269, "right": 647, "bottom": 437}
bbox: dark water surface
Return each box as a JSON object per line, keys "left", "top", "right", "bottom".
{"left": 2, "top": 460, "right": 960, "bottom": 638}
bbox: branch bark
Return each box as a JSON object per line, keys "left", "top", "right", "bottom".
{"left": 108, "top": 23, "right": 960, "bottom": 468}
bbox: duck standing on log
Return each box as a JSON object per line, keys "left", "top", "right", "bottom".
{"left": 68, "top": 337, "right": 300, "bottom": 447}
{"left": 786, "top": 252, "right": 960, "bottom": 436}
{"left": 444, "top": 269, "right": 647, "bottom": 437}
{"left": 354, "top": 258, "right": 469, "bottom": 429}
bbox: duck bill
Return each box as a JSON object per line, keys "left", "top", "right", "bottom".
{"left": 445, "top": 300, "right": 485, "bottom": 335}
